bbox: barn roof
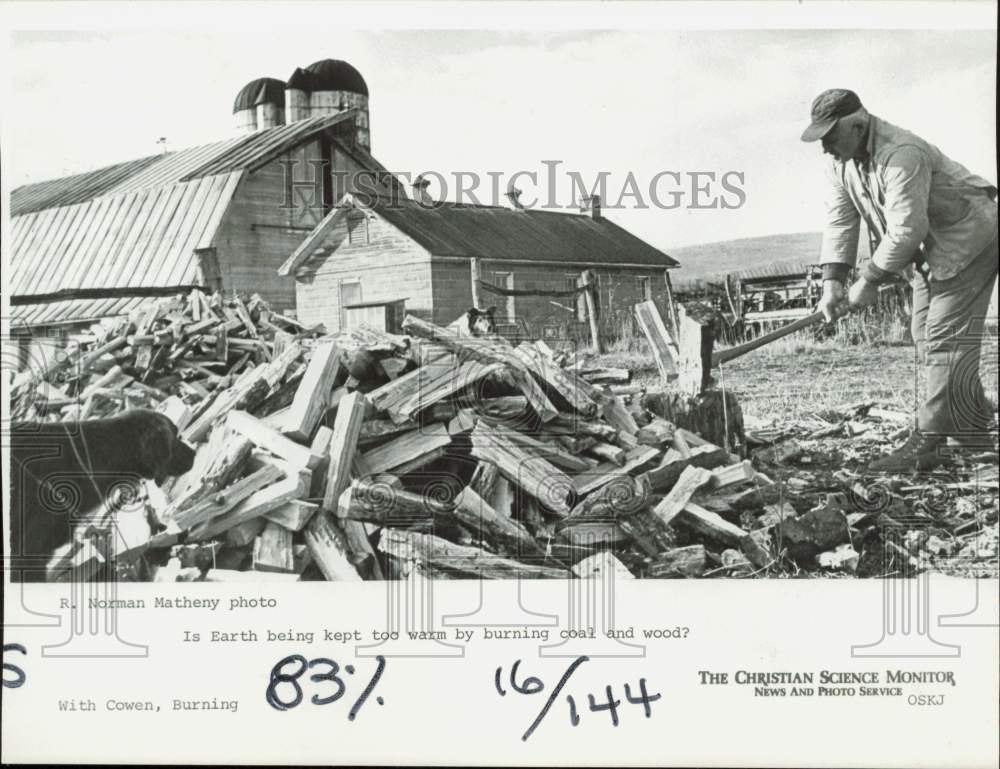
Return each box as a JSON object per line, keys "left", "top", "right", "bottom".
{"left": 10, "top": 112, "right": 365, "bottom": 327}
{"left": 280, "top": 195, "right": 678, "bottom": 275}
{"left": 10, "top": 172, "right": 243, "bottom": 327}
{"left": 10, "top": 112, "right": 357, "bottom": 217}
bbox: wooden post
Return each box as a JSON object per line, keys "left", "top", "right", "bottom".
{"left": 581, "top": 269, "right": 602, "bottom": 354}
{"left": 663, "top": 269, "right": 681, "bottom": 339}
{"left": 470, "top": 258, "right": 483, "bottom": 309}
{"left": 633, "top": 300, "right": 678, "bottom": 387}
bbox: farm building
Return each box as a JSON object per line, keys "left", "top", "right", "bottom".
{"left": 8, "top": 58, "right": 394, "bottom": 364}
{"left": 9, "top": 54, "right": 680, "bottom": 356}
{"left": 278, "top": 191, "right": 680, "bottom": 341}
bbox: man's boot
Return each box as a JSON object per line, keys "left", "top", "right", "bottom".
{"left": 867, "top": 430, "right": 946, "bottom": 473}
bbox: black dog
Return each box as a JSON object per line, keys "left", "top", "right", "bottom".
{"left": 8, "top": 409, "right": 195, "bottom": 579}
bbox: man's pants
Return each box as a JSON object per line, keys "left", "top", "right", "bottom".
{"left": 911, "top": 236, "right": 999, "bottom": 441}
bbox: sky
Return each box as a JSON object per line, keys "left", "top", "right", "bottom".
{"left": 3, "top": 16, "right": 996, "bottom": 252}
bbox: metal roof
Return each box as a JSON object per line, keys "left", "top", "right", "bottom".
{"left": 11, "top": 172, "right": 242, "bottom": 327}
{"left": 10, "top": 155, "right": 164, "bottom": 217}
{"left": 10, "top": 296, "right": 151, "bottom": 329}
{"left": 370, "top": 198, "right": 678, "bottom": 266}
{"left": 11, "top": 113, "right": 355, "bottom": 216}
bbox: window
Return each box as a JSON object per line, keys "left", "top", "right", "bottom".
{"left": 339, "top": 279, "right": 362, "bottom": 330}
{"left": 637, "top": 276, "right": 653, "bottom": 302}
{"left": 492, "top": 271, "right": 515, "bottom": 321}
{"left": 346, "top": 212, "right": 369, "bottom": 246}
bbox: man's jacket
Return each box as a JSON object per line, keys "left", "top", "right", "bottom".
{"left": 820, "top": 115, "right": 997, "bottom": 281}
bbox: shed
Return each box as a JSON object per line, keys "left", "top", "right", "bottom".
{"left": 279, "top": 193, "right": 680, "bottom": 341}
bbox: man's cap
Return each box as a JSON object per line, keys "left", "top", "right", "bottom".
{"left": 801, "top": 88, "right": 863, "bottom": 142}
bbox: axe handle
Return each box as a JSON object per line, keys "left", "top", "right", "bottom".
{"left": 711, "top": 310, "right": 826, "bottom": 367}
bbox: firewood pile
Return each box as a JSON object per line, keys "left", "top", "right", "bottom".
{"left": 11, "top": 291, "right": 997, "bottom": 582}
{"left": 741, "top": 407, "right": 998, "bottom": 578}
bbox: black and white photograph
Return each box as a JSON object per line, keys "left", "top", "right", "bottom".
{"left": 2, "top": 2, "right": 998, "bottom": 766}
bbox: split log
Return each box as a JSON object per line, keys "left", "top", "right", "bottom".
{"left": 573, "top": 446, "right": 660, "bottom": 497}
{"left": 469, "top": 421, "right": 572, "bottom": 515}
{"left": 558, "top": 521, "right": 631, "bottom": 548}
{"left": 675, "top": 502, "right": 747, "bottom": 547}
{"left": 585, "top": 441, "right": 626, "bottom": 466}
{"left": 184, "top": 342, "right": 301, "bottom": 442}
{"left": 502, "top": 429, "right": 592, "bottom": 473}
{"left": 226, "top": 410, "right": 323, "bottom": 470}
{"left": 572, "top": 550, "right": 635, "bottom": 579}
{"left": 337, "top": 479, "right": 446, "bottom": 526}
{"left": 577, "top": 367, "right": 629, "bottom": 384}
{"left": 188, "top": 470, "right": 309, "bottom": 542}
{"left": 513, "top": 342, "right": 599, "bottom": 416}
{"left": 636, "top": 417, "right": 675, "bottom": 447}
{"left": 634, "top": 300, "right": 678, "bottom": 386}
{"left": 401, "top": 315, "right": 558, "bottom": 421}
{"left": 284, "top": 340, "right": 341, "bottom": 442}
{"left": 358, "top": 419, "right": 419, "bottom": 447}
{"left": 550, "top": 413, "right": 618, "bottom": 442}
{"left": 226, "top": 517, "right": 266, "bottom": 547}
{"left": 601, "top": 395, "right": 639, "bottom": 436}
{"left": 652, "top": 465, "right": 713, "bottom": 526}
{"left": 167, "top": 424, "right": 253, "bottom": 514}
{"left": 368, "top": 354, "right": 503, "bottom": 424}
{"left": 649, "top": 545, "right": 707, "bottom": 578}
{"left": 565, "top": 474, "right": 650, "bottom": 522}
{"left": 618, "top": 510, "right": 678, "bottom": 557}
{"left": 172, "top": 460, "right": 285, "bottom": 530}
{"left": 253, "top": 522, "right": 295, "bottom": 573}
{"left": 323, "top": 392, "right": 369, "bottom": 509}
{"left": 362, "top": 422, "right": 451, "bottom": 476}
{"left": 307, "top": 425, "right": 334, "bottom": 499}
{"left": 468, "top": 461, "right": 499, "bottom": 499}
{"left": 264, "top": 500, "right": 319, "bottom": 531}
{"left": 304, "top": 510, "right": 363, "bottom": 581}
{"left": 708, "top": 460, "right": 756, "bottom": 489}
{"left": 641, "top": 443, "right": 731, "bottom": 493}
{"left": 380, "top": 529, "right": 569, "bottom": 579}
{"left": 454, "top": 486, "right": 545, "bottom": 558}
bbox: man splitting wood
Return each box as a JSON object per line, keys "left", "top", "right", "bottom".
{"left": 803, "top": 88, "right": 998, "bottom": 472}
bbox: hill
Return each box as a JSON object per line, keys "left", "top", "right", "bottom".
{"left": 667, "top": 232, "right": 822, "bottom": 278}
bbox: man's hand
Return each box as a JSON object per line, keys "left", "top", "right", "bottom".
{"left": 847, "top": 277, "right": 878, "bottom": 310}
{"left": 818, "top": 279, "right": 849, "bottom": 322}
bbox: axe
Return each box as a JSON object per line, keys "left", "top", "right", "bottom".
{"left": 710, "top": 310, "right": 825, "bottom": 368}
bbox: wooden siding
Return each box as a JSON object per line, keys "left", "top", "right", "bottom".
{"left": 213, "top": 139, "right": 371, "bottom": 313}
{"left": 293, "top": 214, "right": 433, "bottom": 332}
{"left": 431, "top": 259, "right": 672, "bottom": 341}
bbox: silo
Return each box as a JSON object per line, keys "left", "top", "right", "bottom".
{"left": 232, "top": 77, "right": 286, "bottom": 134}
{"left": 300, "top": 58, "right": 371, "bottom": 150}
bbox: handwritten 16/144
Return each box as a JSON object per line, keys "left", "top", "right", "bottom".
{"left": 495, "top": 656, "right": 662, "bottom": 740}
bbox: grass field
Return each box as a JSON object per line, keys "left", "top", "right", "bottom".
{"left": 598, "top": 328, "right": 999, "bottom": 424}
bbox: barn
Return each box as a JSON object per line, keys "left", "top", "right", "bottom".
{"left": 9, "top": 54, "right": 681, "bottom": 357}
{"left": 278, "top": 191, "right": 680, "bottom": 341}
{"left": 8, "top": 58, "right": 393, "bottom": 365}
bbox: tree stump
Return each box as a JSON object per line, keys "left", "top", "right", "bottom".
{"left": 641, "top": 388, "right": 745, "bottom": 456}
